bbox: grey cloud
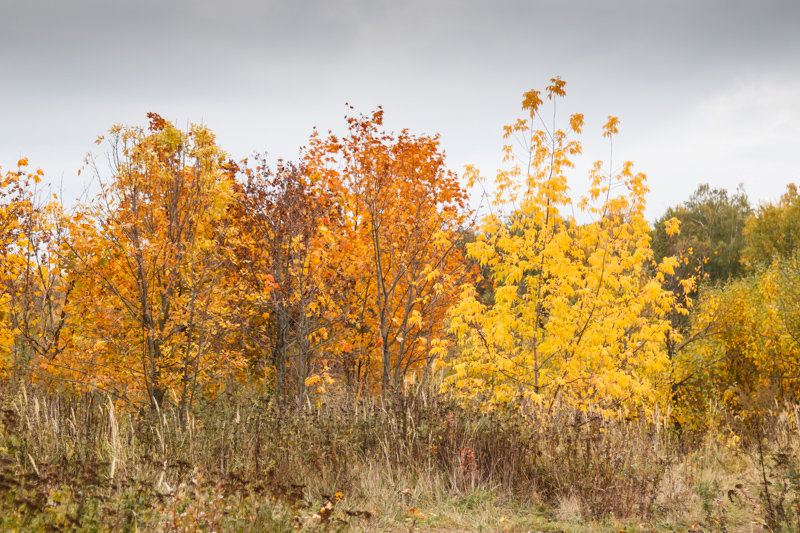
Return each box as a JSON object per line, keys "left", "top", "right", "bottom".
{"left": 1, "top": 0, "right": 799, "bottom": 213}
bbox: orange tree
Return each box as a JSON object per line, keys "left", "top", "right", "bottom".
{"left": 0, "top": 159, "right": 41, "bottom": 376}
{"left": 0, "top": 159, "right": 70, "bottom": 381}
{"left": 56, "top": 114, "right": 247, "bottom": 410}
{"left": 304, "top": 108, "right": 472, "bottom": 396}
{"left": 232, "top": 157, "right": 346, "bottom": 405}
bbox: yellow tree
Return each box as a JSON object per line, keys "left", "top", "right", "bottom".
{"left": 304, "top": 108, "right": 472, "bottom": 396}
{"left": 680, "top": 255, "right": 800, "bottom": 420}
{"left": 447, "top": 79, "right": 686, "bottom": 415}
{"left": 742, "top": 183, "right": 800, "bottom": 268}
{"left": 670, "top": 185, "right": 800, "bottom": 426}
{"left": 58, "top": 114, "right": 245, "bottom": 410}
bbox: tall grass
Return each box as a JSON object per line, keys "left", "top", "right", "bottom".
{"left": 1, "top": 381, "right": 798, "bottom": 531}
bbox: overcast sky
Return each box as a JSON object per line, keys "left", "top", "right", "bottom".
{"left": 2, "top": 0, "right": 799, "bottom": 219}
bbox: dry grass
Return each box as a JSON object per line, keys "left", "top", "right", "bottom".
{"left": 1, "top": 381, "right": 799, "bottom": 531}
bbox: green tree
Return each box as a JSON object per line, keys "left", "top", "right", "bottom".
{"left": 651, "top": 184, "right": 751, "bottom": 286}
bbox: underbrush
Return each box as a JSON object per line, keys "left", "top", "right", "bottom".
{"left": 1, "top": 383, "right": 799, "bottom": 531}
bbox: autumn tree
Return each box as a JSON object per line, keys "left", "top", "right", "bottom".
{"left": 57, "top": 114, "right": 246, "bottom": 410}
{"left": 742, "top": 183, "right": 800, "bottom": 268}
{"left": 233, "top": 157, "right": 342, "bottom": 405}
{"left": 304, "top": 108, "right": 472, "bottom": 396}
{"left": 0, "top": 159, "right": 42, "bottom": 376}
{"left": 648, "top": 185, "right": 751, "bottom": 412}
{"left": 676, "top": 254, "right": 800, "bottom": 426}
{"left": 0, "top": 159, "right": 70, "bottom": 381}
{"left": 447, "top": 79, "right": 686, "bottom": 415}
{"left": 665, "top": 184, "right": 800, "bottom": 427}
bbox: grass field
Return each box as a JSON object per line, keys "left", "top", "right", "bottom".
{"left": 0, "top": 383, "right": 797, "bottom": 532}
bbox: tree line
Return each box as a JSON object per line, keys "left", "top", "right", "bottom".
{"left": 2, "top": 79, "right": 799, "bottom": 427}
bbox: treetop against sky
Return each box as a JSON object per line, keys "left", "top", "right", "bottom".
{"left": 1, "top": 0, "right": 799, "bottom": 217}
